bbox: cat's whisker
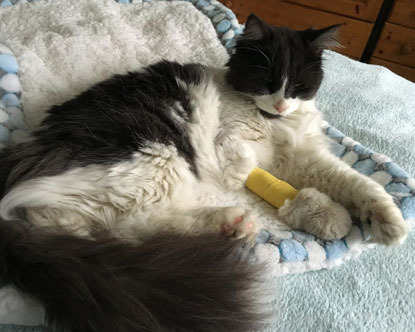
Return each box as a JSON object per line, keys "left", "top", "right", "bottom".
{"left": 250, "top": 65, "right": 271, "bottom": 71}
{"left": 272, "top": 46, "right": 279, "bottom": 66}
{"left": 253, "top": 46, "right": 272, "bottom": 66}
{"left": 236, "top": 46, "right": 272, "bottom": 67}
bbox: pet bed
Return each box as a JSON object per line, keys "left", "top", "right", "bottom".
{"left": 0, "top": 0, "right": 414, "bottom": 327}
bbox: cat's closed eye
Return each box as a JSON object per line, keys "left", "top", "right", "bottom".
{"left": 266, "top": 77, "right": 285, "bottom": 94}
{"left": 226, "top": 13, "right": 341, "bottom": 116}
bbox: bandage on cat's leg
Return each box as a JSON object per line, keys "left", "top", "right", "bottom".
{"left": 246, "top": 168, "right": 298, "bottom": 208}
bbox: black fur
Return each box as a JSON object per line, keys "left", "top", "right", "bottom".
{"left": 0, "top": 61, "right": 205, "bottom": 197}
{"left": 226, "top": 14, "right": 341, "bottom": 100}
{"left": 0, "top": 219, "right": 268, "bottom": 332}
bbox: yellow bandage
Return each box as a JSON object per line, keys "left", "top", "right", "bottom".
{"left": 246, "top": 167, "right": 298, "bottom": 208}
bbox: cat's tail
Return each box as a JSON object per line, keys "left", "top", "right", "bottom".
{"left": 0, "top": 219, "right": 269, "bottom": 332}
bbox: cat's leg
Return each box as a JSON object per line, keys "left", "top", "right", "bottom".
{"left": 281, "top": 146, "right": 408, "bottom": 245}
{"left": 194, "top": 206, "right": 260, "bottom": 239}
{"left": 147, "top": 206, "right": 261, "bottom": 241}
{"left": 25, "top": 206, "right": 96, "bottom": 237}
{"left": 277, "top": 188, "right": 352, "bottom": 240}
{"left": 1, "top": 143, "right": 198, "bottom": 239}
{"left": 216, "top": 134, "right": 258, "bottom": 191}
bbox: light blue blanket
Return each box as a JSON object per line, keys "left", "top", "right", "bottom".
{"left": 317, "top": 51, "right": 415, "bottom": 178}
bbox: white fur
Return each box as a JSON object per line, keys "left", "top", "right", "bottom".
{"left": 1, "top": 143, "right": 198, "bottom": 238}
{"left": 253, "top": 79, "right": 300, "bottom": 116}
{"left": 0, "top": 68, "right": 408, "bottom": 245}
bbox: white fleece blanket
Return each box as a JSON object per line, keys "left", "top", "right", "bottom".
{"left": 0, "top": 0, "right": 229, "bottom": 129}
{"left": 0, "top": 0, "right": 414, "bottom": 326}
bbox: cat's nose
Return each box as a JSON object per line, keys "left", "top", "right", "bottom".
{"left": 274, "top": 102, "right": 288, "bottom": 113}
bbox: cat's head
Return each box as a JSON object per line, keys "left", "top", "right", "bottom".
{"left": 226, "top": 14, "right": 341, "bottom": 116}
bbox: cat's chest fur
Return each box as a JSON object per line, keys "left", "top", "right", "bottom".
{"left": 213, "top": 73, "right": 324, "bottom": 183}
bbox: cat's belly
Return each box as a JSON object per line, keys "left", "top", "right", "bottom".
{"left": 212, "top": 132, "right": 278, "bottom": 191}
{"left": 0, "top": 143, "right": 198, "bottom": 235}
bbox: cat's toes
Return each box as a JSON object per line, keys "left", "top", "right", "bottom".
{"left": 304, "top": 206, "right": 352, "bottom": 240}
{"left": 216, "top": 207, "right": 259, "bottom": 240}
{"left": 278, "top": 188, "right": 352, "bottom": 240}
{"left": 370, "top": 202, "right": 408, "bottom": 246}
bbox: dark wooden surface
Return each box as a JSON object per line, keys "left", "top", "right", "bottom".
{"left": 220, "top": 0, "right": 415, "bottom": 82}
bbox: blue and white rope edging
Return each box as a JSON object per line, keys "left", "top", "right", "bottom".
{"left": 0, "top": 44, "right": 28, "bottom": 148}
{"left": 252, "top": 122, "right": 415, "bottom": 274}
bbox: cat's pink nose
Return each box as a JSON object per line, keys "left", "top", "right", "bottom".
{"left": 274, "top": 102, "right": 288, "bottom": 113}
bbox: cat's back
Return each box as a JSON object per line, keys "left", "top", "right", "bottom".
{"left": 0, "top": 61, "right": 220, "bottom": 199}
{"left": 42, "top": 60, "right": 208, "bottom": 135}
{"left": 34, "top": 61, "right": 213, "bottom": 168}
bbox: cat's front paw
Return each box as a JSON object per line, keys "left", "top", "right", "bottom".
{"left": 278, "top": 188, "right": 352, "bottom": 240}
{"left": 369, "top": 200, "right": 408, "bottom": 246}
{"left": 214, "top": 206, "right": 260, "bottom": 241}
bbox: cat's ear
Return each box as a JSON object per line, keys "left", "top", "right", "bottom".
{"left": 304, "top": 24, "right": 342, "bottom": 54}
{"left": 241, "top": 14, "right": 270, "bottom": 40}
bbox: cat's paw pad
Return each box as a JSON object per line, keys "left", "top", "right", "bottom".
{"left": 216, "top": 207, "right": 259, "bottom": 239}
{"left": 370, "top": 202, "right": 408, "bottom": 246}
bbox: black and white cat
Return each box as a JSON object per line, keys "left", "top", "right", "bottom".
{"left": 0, "top": 14, "right": 408, "bottom": 332}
